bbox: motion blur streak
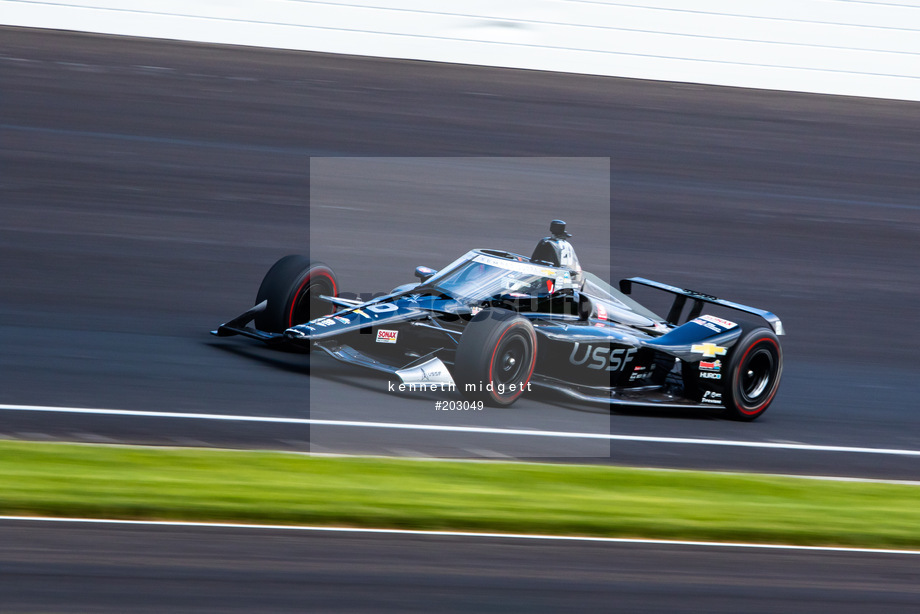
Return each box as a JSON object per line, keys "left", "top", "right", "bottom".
{"left": 3, "top": 516, "right": 920, "bottom": 555}
{"left": 1, "top": 27, "right": 919, "bottom": 477}
{"left": 2, "top": 519, "right": 918, "bottom": 613}
{"left": 2, "top": 404, "right": 920, "bottom": 457}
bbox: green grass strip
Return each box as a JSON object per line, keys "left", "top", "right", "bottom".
{"left": 0, "top": 440, "right": 917, "bottom": 549}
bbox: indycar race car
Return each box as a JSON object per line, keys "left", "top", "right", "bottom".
{"left": 213, "top": 221, "right": 784, "bottom": 420}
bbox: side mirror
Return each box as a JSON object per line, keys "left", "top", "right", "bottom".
{"left": 415, "top": 266, "right": 437, "bottom": 282}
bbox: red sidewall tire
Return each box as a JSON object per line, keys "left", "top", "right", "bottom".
{"left": 455, "top": 309, "right": 537, "bottom": 407}
{"left": 254, "top": 256, "right": 338, "bottom": 333}
{"left": 723, "top": 328, "right": 783, "bottom": 421}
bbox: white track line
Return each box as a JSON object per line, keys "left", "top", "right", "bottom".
{"left": 1, "top": 516, "right": 918, "bottom": 555}
{"left": 3, "top": 404, "right": 920, "bottom": 457}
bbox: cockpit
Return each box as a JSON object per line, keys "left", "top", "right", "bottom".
{"left": 413, "top": 220, "right": 667, "bottom": 329}
{"left": 422, "top": 251, "right": 567, "bottom": 303}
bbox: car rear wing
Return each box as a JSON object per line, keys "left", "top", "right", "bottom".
{"left": 618, "top": 277, "right": 784, "bottom": 335}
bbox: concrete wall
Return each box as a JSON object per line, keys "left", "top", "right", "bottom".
{"left": 3, "top": 0, "right": 920, "bottom": 100}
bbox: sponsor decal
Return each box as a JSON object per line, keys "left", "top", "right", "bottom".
{"left": 700, "top": 372, "right": 721, "bottom": 380}
{"left": 692, "top": 315, "right": 738, "bottom": 333}
{"left": 334, "top": 316, "right": 351, "bottom": 324}
{"left": 699, "top": 360, "right": 722, "bottom": 372}
{"left": 701, "top": 390, "right": 723, "bottom": 405}
{"left": 700, "top": 315, "right": 737, "bottom": 329}
{"left": 376, "top": 329, "right": 398, "bottom": 344}
{"left": 470, "top": 306, "right": 483, "bottom": 316}
{"left": 419, "top": 366, "right": 441, "bottom": 381}
{"left": 352, "top": 309, "right": 371, "bottom": 319}
{"left": 684, "top": 289, "right": 720, "bottom": 301}
{"left": 596, "top": 303, "right": 608, "bottom": 321}
{"left": 691, "top": 342, "right": 727, "bottom": 358}
{"left": 569, "top": 344, "right": 637, "bottom": 372}
{"left": 693, "top": 319, "right": 721, "bottom": 333}
{"left": 313, "top": 318, "right": 336, "bottom": 327}
{"left": 393, "top": 357, "right": 456, "bottom": 388}
{"left": 630, "top": 370, "right": 652, "bottom": 382}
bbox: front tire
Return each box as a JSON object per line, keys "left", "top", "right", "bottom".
{"left": 454, "top": 309, "right": 537, "bottom": 407}
{"left": 254, "top": 255, "right": 338, "bottom": 333}
{"left": 723, "top": 327, "right": 783, "bottom": 421}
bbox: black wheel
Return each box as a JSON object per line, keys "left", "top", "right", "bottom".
{"left": 254, "top": 255, "right": 338, "bottom": 333}
{"left": 454, "top": 309, "right": 537, "bottom": 407}
{"left": 723, "top": 326, "right": 783, "bottom": 421}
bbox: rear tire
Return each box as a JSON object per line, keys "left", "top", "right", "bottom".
{"left": 723, "top": 327, "right": 782, "bottom": 421}
{"left": 454, "top": 309, "right": 537, "bottom": 407}
{"left": 254, "top": 256, "right": 338, "bottom": 333}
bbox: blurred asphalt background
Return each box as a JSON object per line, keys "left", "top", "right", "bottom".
{"left": 1, "top": 26, "right": 919, "bottom": 472}
{"left": 2, "top": 26, "right": 920, "bottom": 613}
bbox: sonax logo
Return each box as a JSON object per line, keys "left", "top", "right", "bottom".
{"left": 376, "top": 329, "right": 398, "bottom": 344}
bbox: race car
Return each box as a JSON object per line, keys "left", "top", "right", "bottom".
{"left": 213, "top": 220, "right": 784, "bottom": 420}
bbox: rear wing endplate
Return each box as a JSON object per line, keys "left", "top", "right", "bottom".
{"left": 619, "top": 277, "right": 785, "bottom": 335}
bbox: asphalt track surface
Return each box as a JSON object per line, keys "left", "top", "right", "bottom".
{"left": 1, "top": 26, "right": 919, "bottom": 481}
{"left": 2, "top": 519, "right": 919, "bottom": 614}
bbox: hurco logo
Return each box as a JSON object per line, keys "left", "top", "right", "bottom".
{"left": 691, "top": 342, "right": 727, "bottom": 358}
{"left": 569, "top": 344, "right": 637, "bottom": 372}
{"left": 376, "top": 329, "right": 398, "bottom": 344}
